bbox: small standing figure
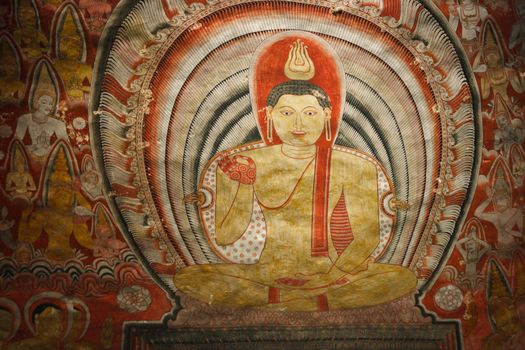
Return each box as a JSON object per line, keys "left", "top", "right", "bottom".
{"left": 492, "top": 94, "right": 525, "bottom": 156}
{"left": 510, "top": 145, "right": 525, "bottom": 187}
{"left": 509, "top": 1, "right": 525, "bottom": 59}
{"left": 448, "top": 0, "right": 488, "bottom": 58}
{"left": 475, "top": 20, "right": 524, "bottom": 107}
{"left": 456, "top": 225, "right": 490, "bottom": 289}
{"left": 475, "top": 168, "right": 523, "bottom": 254}
{"left": 15, "top": 91, "right": 68, "bottom": 159}
{"left": 16, "top": 148, "right": 94, "bottom": 262}
{"left": 5, "top": 146, "right": 36, "bottom": 201}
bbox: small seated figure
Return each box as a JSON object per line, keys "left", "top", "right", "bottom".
{"left": 16, "top": 148, "right": 94, "bottom": 262}
{"left": 0, "top": 38, "right": 25, "bottom": 105}
{"left": 15, "top": 91, "right": 68, "bottom": 159}
{"left": 174, "top": 33, "right": 417, "bottom": 311}
{"left": 53, "top": 11, "right": 92, "bottom": 103}
{"left": 13, "top": 0, "right": 48, "bottom": 59}
{"left": 80, "top": 159, "right": 103, "bottom": 199}
{"left": 93, "top": 224, "right": 126, "bottom": 259}
{"left": 5, "top": 146, "right": 36, "bottom": 200}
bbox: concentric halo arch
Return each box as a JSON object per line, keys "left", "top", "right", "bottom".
{"left": 89, "top": 0, "right": 481, "bottom": 304}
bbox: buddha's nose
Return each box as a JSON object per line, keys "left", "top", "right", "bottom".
{"left": 294, "top": 113, "right": 303, "bottom": 130}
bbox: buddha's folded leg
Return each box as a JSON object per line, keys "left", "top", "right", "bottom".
{"left": 173, "top": 264, "right": 270, "bottom": 307}
{"left": 326, "top": 263, "right": 417, "bottom": 310}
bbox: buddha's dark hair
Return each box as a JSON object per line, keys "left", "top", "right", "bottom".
{"left": 266, "top": 80, "right": 331, "bottom": 109}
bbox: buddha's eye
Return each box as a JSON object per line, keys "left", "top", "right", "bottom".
{"left": 279, "top": 109, "right": 294, "bottom": 117}
{"left": 303, "top": 109, "right": 318, "bottom": 117}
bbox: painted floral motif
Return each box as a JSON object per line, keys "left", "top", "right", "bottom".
{"left": 117, "top": 285, "right": 152, "bottom": 313}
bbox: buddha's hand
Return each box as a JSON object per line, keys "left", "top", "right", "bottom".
{"left": 218, "top": 155, "right": 256, "bottom": 185}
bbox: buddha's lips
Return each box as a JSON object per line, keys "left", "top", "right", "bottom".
{"left": 291, "top": 130, "right": 306, "bottom": 136}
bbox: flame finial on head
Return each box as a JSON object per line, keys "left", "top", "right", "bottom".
{"left": 284, "top": 39, "right": 315, "bottom": 80}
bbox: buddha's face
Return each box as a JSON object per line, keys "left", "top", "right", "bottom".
{"left": 35, "top": 95, "right": 54, "bottom": 116}
{"left": 486, "top": 52, "right": 501, "bottom": 67}
{"left": 494, "top": 193, "right": 510, "bottom": 212}
{"left": 267, "top": 94, "right": 329, "bottom": 146}
{"left": 60, "top": 37, "right": 82, "bottom": 61}
{"left": 465, "top": 238, "right": 476, "bottom": 252}
{"left": 496, "top": 114, "right": 509, "bottom": 129}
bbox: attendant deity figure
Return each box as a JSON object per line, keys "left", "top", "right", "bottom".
{"left": 483, "top": 261, "right": 524, "bottom": 350}
{"left": 448, "top": 0, "right": 488, "bottom": 57}
{"left": 492, "top": 94, "right": 525, "bottom": 156}
{"left": 509, "top": 1, "right": 525, "bottom": 59}
{"left": 474, "top": 22, "right": 524, "bottom": 107}
{"left": 0, "top": 38, "right": 25, "bottom": 105}
{"left": 5, "top": 146, "right": 36, "bottom": 201}
{"left": 15, "top": 91, "right": 68, "bottom": 159}
{"left": 510, "top": 145, "right": 525, "bottom": 187}
{"left": 92, "top": 208, "right": 126, "bottom": 259}
{"left": 475, "top": 168, "right": 523, "bottom": 254}
{"left": 174, "top": 32, "right": 417, "bottom": 311}
{"left": 80, "top": 158, "right": 103, "bottom": 199}
{"left": 16, "top": 148, "right": 94, "bottom": 262}
{"left": 52, "top": 9, "right": 92, "bottom": 102}
{"left": 13, "top": 0, "right": 48, "bottom": 59}
{"left": 456, "top": 225, "right": 490, "bottom": 289}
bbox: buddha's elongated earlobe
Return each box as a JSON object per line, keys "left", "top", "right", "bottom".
{"left": 266, "top": 107, "right": 273, "bottom": 143}
{"left": 324, "top": 108, "right": 332, "bottom": 141}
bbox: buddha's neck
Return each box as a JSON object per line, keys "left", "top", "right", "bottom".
{"left": 281, "top": 144, "right": 316, "bottom": 159}
{"left": 32, "top": 112, "right": 49, "bottom": 123}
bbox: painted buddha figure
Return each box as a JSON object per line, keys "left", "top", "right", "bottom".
{"left": 0, "top": 37, "right": 25, "bottom": 104}
{"left": 478, "top": 23, "right": 524, "bottom": 106}
{"left": 53, "top": 9, "right": 92, "bottom": 103}
{"left": 15, "top": 91, "right": 68, "bottom": 159}
{"left": 5, "top": 146, "right": 36, "bottom": 200}
{"left": 13, "top": 0, "right": 48, "bottom": 59}
{"left": 16, "top": 148, "right": 94, "bottom": 262}
{"left": 6, "top": 304, "right": 64, "bottom": 350}
{"left": 174, "top": 32, "right": 417, "bottom": 311}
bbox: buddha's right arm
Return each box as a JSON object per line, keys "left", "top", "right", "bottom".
{"left": 14, "top": 115, "right": 28, "bottom": 140}
{"left": 214, "top": 168, "right": 254, "bottom": 246}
